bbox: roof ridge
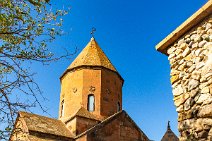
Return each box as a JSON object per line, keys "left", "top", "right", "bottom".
{"left": 63, "top": 107, "right": 99, "bottom": 124}
{"left": 75, "top": 107, "right": 98, "bottom": 119}
{"left": 75, "top": 110, "right": 149, "bottom": 140}
{"left": 75, "top": 110, "right": 124, "bottom": 139}
{"left": 19, "top": 111, "right": 57, "bottom": 121}
{"left": 18, "top": 111, "right": 74, "bottom": 138}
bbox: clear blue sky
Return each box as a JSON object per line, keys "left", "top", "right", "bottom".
{"left": 30, "top": 0, "right": 207, "bottom": 140}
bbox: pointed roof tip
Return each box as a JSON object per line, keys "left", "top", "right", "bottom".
{"left": 67, "top": 37, "right": 118, "bottom": 73}
{"left": 161, "top": 121, "right": 179, "bottom": 141}
{"left": 167, "top": 121, "right": 171, "bottom": 130}
{"left": 91, "top": 37, "right": 95, "bottom": 41}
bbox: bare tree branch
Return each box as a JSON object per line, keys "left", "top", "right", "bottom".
{"left": 0, "top": 0, "right": 72, "bottom": 140}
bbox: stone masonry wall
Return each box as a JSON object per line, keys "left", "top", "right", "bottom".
{"left": 86, "top": 112, "right": 149, "bottom": 141}
{"left": 167, "top": 15, "right": 212, "bottom": 141}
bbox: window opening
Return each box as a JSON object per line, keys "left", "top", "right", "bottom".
{"left": 88, "top": 94, "right": 95, "bottom": 112}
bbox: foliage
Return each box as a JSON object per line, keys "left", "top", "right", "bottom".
{"left": 0, "top": 0, "right": 69, "bottom": 139}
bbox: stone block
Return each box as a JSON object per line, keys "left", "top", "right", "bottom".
{"left": 188, "top": 79, "right": 199, "bottom": 91}
{"left": 198, "top": 104, "right": 212, "bottom": 118}
{"left": 171, "top": 75, "right": 179, "bottom": 84}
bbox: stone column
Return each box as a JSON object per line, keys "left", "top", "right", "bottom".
{"left": 167, "top": 16, "right": 212, "bottom": 141}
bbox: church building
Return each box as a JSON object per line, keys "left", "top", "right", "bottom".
{"left": 10, "top": 37, "right": 150, "bottom": 141}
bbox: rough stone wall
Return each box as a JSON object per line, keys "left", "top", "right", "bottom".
{"left": 167, "top": 15, "right": 212, "bottom": 141}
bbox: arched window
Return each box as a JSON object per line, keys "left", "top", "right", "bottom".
{"left": 61, "top": 100, "right": 64, "bottom": 117}
{"left": 117, "top": 102, "right": 121, "bottom": 112}
{"left": 88, "top": 94, "right": 95, "bottom": 112}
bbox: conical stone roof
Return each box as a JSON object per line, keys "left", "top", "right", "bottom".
{"left": 68, "top": 37, "right": 117, "bottom": 72}
{"left": 161, "top": 121, "right": 179, "bottom": 141}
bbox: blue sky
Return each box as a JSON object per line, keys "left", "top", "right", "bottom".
{"left": 30, "top": 0, "right": 208, "bottom": 140}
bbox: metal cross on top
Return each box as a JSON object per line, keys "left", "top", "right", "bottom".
{"left": 90, "top": 27, "right": 96, "bottom": 37}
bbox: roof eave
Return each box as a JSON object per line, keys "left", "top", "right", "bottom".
{"left": 60, "top": 66, "right": 124, "bottom": 84}
{"left": 156, "top": 1, "right": 212, "bottom": 55}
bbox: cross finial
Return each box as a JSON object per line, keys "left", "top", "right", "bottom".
{"left": 91, "top": 27, "right": 96, "bottom": 38}
{"left": 167, "top": 121, "right": 170, "bottom": 130}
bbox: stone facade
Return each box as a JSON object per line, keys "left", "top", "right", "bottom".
{"left": 76, "top": 111, "right": 148, "bottom": 141}
{"left": 168, "top": 16, "right": 212, "bottom": 140}
{"left": 156, "top": 1, "right": 212, "bottom": 141}
{"left": 93, "top": 113, "right": 143, "bottom": 141}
